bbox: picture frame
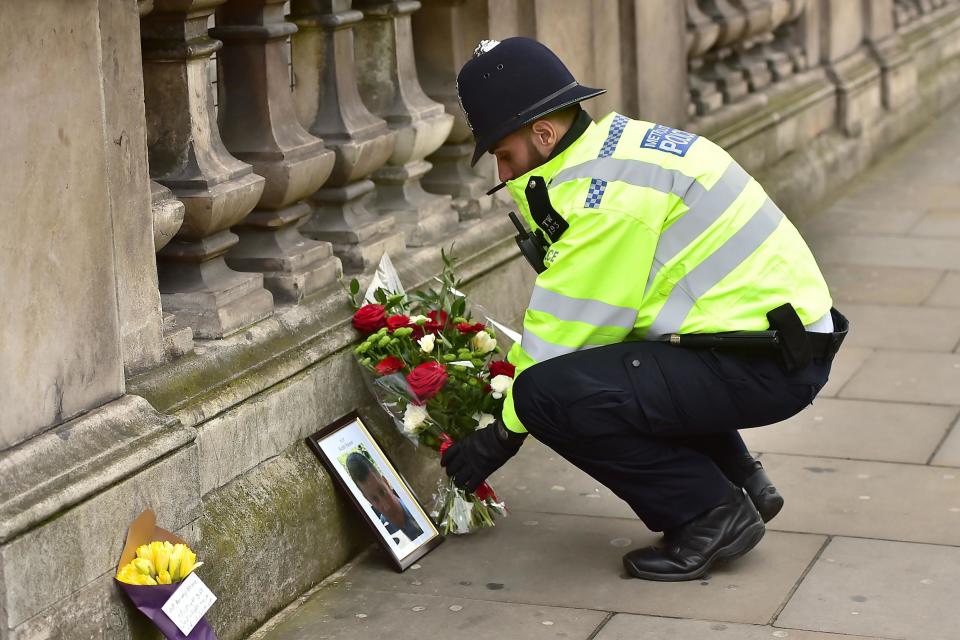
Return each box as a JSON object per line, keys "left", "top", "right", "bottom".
{"left": 306, "top": 412, "right": 444, "bottom": 572}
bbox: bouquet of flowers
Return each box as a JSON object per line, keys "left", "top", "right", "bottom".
{"left": 114, "top": 510, "right": 217, "bottom": 640}
{"left": 347, "top": 252, "right": 515, "bottom": 534}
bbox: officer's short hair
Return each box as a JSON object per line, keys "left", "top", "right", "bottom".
{"left": 346, "top": 451, "right": 377, "bottom": 484}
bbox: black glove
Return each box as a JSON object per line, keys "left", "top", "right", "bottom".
{"left": 441, "top": 419, "right": 526, "bottom": 493}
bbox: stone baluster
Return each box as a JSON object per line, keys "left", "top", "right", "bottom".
{"left": 353, "top": 0, "right": 459, "bottom": 246}
{"left": 696, "top": 0, "right": 751, "bottom": 104}
{"left": 141, "top": 0, "right": 273, "bottom": 339}
{"left": 768, "top": 0, "right": 807, "bottom": 77}
{"left": 289, "top": 0, "right": 405, "bottom": 273}
{"left": 687, "top": 0, "right": 723, "bottom": 116}
{"left": 725, "top": 0, "right": 775, "bottom": 92}
{"left": 212, "top": 0, "right": 341, "bottom": 302}
{"left": 412, "top": 0, "right": 492, "bottom": 221}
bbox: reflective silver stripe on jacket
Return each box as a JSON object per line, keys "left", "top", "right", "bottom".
{"left": 553, "top": 157, "right": 701, "bottom": 201}
{"left": 645, "top": 161, "right": 751, "bottom": 293}
{"left": 528, "top": 285, "right": 637, "bottom": 330}
{"left": 520, "top": 330, "right": 585, "bottom": 362}
{"left": 645, "top": 198, "right": 785, "bottom": 338}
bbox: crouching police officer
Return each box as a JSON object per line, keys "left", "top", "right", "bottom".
{"left": 441, "top": 38, "right": 847, "bottom": 581}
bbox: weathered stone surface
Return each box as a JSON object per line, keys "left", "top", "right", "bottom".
{"left": 926, "top": 271, "right": 960, "bottom": 308}
{"left": 98, "top": 0, "right": 166, "bottom": 376}
{"left": 818, "top": 263, "right": 945, "bottom": 305}
{"left": 256, "top": 587, "right": 607, "bottom": 640}
{"left": 0, "top": 445, "right": 199, "bottom": 629}
{"left": 778, "top": 537, "right": 960, "bottom": 639}
{"left": 839, "top": 349, "right": 960, "bottom": 405}
{"left": 759, "top": 453, "right": 960, "bottom": 545}
{"left": 341, "top": 512, "right": 826, "bottom": 625}
{"left": 0, "top": 0, "right": 124, "bottom": 449}
{"left": 491, "top": 439, "right": 635, "bottom": 519}
{"left": 818, "top": 347, "right": 873, "bottom": 398}
{"left": 744, "top": 397, "right": 957, "bottom": 464}
{"left": 197, "top": 443, "right": 371, "bottom": 640}
{"left": 0, "top": 395, "right": 192, "bottom": 543}
{"left": 911, "top": 209, "right": 960, "bottom": 237}
{"left": 812, "top": 235, "right": 960, "bottom": 271}
{"left": 839, "top": 303, "right": 960, "bottom": 351}
{"left": 594, "top": 614, "right": 878, "bottom": 640}
{"left": 932, "top": 417, "right": 960, "bottom": 466}
{"left": 800, "top": 204, "right": 926, "bottom": 237}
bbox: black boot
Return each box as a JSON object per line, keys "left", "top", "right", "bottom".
{"left": 743, "top": 466, "right": 783, "bottom": 523}
{"left": 622, "top": 488, "right": 765, "bottom": 581}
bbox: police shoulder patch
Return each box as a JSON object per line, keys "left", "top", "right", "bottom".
{"left": 639, "top": 124, "right": 699, "bottom": 157}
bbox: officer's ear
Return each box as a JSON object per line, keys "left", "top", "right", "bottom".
{"left": 530, "top": 119, "right": 560, "bottom": 151}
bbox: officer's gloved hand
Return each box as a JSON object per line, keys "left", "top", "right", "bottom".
{"left": 441, "top": 419, "right": 526, "bottom": 493}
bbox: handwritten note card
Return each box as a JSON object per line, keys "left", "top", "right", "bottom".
{"left": 161, "top": 572, "right": 217, "bottom": 636}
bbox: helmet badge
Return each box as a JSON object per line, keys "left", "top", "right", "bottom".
{"left": 473, "top": 39, "right": 501, "bottom": 58}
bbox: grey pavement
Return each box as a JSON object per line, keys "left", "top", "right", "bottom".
{"left": 253, "top": 105, "right": 960, "bottom": 640}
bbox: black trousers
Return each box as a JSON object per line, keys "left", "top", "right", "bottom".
{"left": 512, "top": 342, "right": 832, "bottom": 532}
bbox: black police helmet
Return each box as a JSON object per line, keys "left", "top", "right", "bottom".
{"left": 457, "top": 37, "right": 606, "bottom": 166}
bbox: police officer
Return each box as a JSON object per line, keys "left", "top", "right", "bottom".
{"left": 441, "top": 38, "right": 846, "bottom": 581}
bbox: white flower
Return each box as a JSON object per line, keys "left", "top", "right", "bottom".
{"left": 417, "top": 334, "right": 435, "bottom": 353}
{"left": 409, "top": 314, "right": 429, "bottom": 324}
{"left": 471, "top": 331, "right": 497, "bottom": 355}
{"left": 402, "top": 404, "right": 429, "bottom": 435}
{"left": 490, "top": 374, "right": 513, "bottom": 399}
{"left": 473, "top": 412, "right": 496, "bottom": 430}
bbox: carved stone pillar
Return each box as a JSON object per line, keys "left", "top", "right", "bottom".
{"left": 141, "top": 0, "right": 274, "bottom": 339}
{"left": 212, "top": 0, "right": 341, "bottom": 302}
{"left": 290, "top": 0, "right": 405, "bottom": 273}
{"left": 687, "top": 0, "right": 723, "bottom": 116}
{"left": 149, "top": 182, "right": 195, "bottom": 360}
{"left": 697, "top": 0, "right": 751, "bottom": 104}
{"left": 354, "top": 0, "right": 458, "bottom": 246}
{"left": 412, "top": 0, "right": 492, "bottom": 221}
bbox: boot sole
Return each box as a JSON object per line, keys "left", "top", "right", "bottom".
{"left": 755, "top": 493, "right": 784, "bottom": 524}
{"left": 623, "top": 521, "right": 766, "bottom": 582}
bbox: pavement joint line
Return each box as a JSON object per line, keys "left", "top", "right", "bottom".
{"left": 831, "top": 393, "right": 960, "bottom": 410}
{"left": 920, "top": 268, "right": 952, "bottom": 306}
{"left": 583, "top": 611, "right": 615, "bottom": 640}
{"left": 762, "top": 530, "right": 960, "bottom": 550}
{"left": 750, "top": 449, "right": 960, "bottom": 469}
{"left": 769, "top": 534, "right": 831, "bottom": 626}
{"left": 926, "top": 413, "right": 960, "bottom": 465}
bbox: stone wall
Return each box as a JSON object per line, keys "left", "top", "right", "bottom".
{"left": 2, "top": 1, "right": 960, "bottom": 638}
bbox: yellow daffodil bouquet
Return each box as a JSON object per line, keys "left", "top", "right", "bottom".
{"left": 114, "top": 510, "right": 217, "bottom": 639}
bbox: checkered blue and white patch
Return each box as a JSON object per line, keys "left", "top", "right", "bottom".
{"left": 584, "top": 114, "right": 628, "bottom": 209}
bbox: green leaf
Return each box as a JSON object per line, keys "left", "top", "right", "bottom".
{"left": 349, "top": 278, "right": 360, "bottom": 295}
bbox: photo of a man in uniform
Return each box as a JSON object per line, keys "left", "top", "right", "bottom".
{"left": 345, "top": 451, "right": 424, "bottom": 543}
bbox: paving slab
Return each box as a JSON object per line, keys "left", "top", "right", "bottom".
{"left": 924, "top": 271, "right": 960, "bottom": 308}
{"left": 341, "top": 511, "right": 826, "bottom": 625}
{"left": 819, "top": 347, "right": 873, "bottom": 398}
{"left": 800, "top": 204, "right": 926, "bottom": 237}
{"left": 930, "top": 416, "right": 960, "bottom": 467}
{"left": 744, "top": 398, "right": 956, "bottom": 464}
{"left": 838, "top": 303, "right": 960, "bottom": 352}
{"left": 811, "top": 235, "right": 960, "bottom": 271}
{"left": 910, "top": 209, "right": 960, "bottom": 238}
{"left": 256, "top": 587, "right": 606, "bottom": 640}
{"left": 759, "top": 453, "right": 960, "bottom": 545}
{"left": 490, "top": 439, "right": 635, "bottom": 519}
{"left": 817, "top": 263, "right": 943, "bottom": 305}
{"left": 777, "top": 537, "right": 960, "bottom": 640}
{"left": 839, "top": 350, "right": 960, "bottom": 405}
{"left": 594, "top": 614, "right": 880, "bottom": 640}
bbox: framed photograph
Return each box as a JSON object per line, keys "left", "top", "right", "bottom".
{"left": 306, "top": 412, "right": 443, "bottom": 571}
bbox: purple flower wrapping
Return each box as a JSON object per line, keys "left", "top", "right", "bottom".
{"left": 115, "top": 580, "right": 217, "bottom": 640}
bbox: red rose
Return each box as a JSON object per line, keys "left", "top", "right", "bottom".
{"left": 489, "top": 360, "right": 516, "bottom": 378}
{"left": 352, "top": 304, "right": 387, "bottom": 334}
{"left": 375, "top": 356, "right": 405, "bottom": 375}
{"left": 406, "top": 361, "right": 448, "bottom": 401}
{"left": 424, "top": 310, "right": 448, "bottom": 334}
{"left": 456, "top": 321, "right": 486, "bottom": 334}
{"left": 386, "top": 314, "right": 411, "bottom": 331}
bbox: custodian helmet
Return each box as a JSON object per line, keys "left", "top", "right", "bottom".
{"left": 457, "top": 37, "right": 606, "bottom": 166}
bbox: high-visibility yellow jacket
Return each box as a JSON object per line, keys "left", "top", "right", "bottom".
{"left": 501, "top": 112, "right": 833, "bottom": 433}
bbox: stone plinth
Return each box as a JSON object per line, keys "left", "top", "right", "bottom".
{"left": 290, "top": 0, "right": 406, "bottom": 273}
{"left": 142, "top": 0, "right": 274, "bottom": 338}
{"left": 354, "top": 0, "right": 458, "bottom": 246}
{"left": 213, "top": 0, "right": 342, "bottom": 302}
{"left": 0, "top": 0, "right": 125, "bottom": 449}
